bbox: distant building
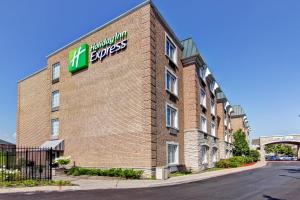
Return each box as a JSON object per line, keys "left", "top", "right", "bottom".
{"left": 0, "top": 139, "right": 16, "bottom": 148}
{"left": 231, "top": 105, "right": 251, "bottom": 143}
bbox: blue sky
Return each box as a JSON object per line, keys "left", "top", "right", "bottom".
{"left": 0, "top": 0, "right": 299, "bottom": 143}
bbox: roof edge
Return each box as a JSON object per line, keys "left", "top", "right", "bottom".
{"left": 150, "top": 2, "right": 183, "bottom": 50}
{"left": 18, "top": 67, "right": 47, "bottom": 83}
{"left": 46, "top": 0, "right": 183, "bottom": 58}
{"left": 46, "top": 0, "right": 151, "bottom": 58}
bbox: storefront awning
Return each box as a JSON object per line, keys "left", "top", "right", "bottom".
{"left": 40, "top": 140, "right": 64, "bottom": 151}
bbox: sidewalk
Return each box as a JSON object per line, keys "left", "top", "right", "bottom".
{"left": 0, "top": 161, "right": 266, "bottom": 194}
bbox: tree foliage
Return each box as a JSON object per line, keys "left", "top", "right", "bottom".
{"left": 233, "top": 129, "right": 250, "bottom": 156}
{"left": 265, "top": 144, "right": 294, "bottom": 156}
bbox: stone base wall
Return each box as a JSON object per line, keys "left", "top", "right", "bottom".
{"left": 200, "top": 133, "right": 219, "bottom": 169}
{"left": 219, "top": 141, "right": 234, "bottom": 159}
{"left": 184, "top": 129, "right": 200, "bottom": 172}
{"left": 184, "top": 129, "right": 219, "bottom": 172}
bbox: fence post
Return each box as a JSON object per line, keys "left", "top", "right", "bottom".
{"left": 25, "top": 149, "right": 28, "bottom": 180}
{"left": 1, "top": 147, "right": 3, "bottom": 182}
{"left": 50, "top": 148, "right": 53, "bottom": 180}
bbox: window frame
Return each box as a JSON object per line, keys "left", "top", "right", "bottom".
{"left": 52, "top": 62, "right": 60, "bottom": 83}
{"left": 166, "top": 141, "right": 179, "bottom": 166}
{"left": 200, "top": 88, "right": 207, "bottom": 108}
{"left": 211, "top": 122, "right": 216, "bottom": 137}
{"left": 51, "top": 118, "right": 59, "bottom": 137}
{"left": 212, "top": 148, "right": 218, "bottom": 163}
{"left": 166, "top": 103, "right": 179, "bottom": 130}
{"left": 211, "top": 99, "right": 216, "bottom": 116}
{"left": 51, "top": 90, "right": 60, "bottom": 111}
{"left": 165, "top": 34, "right": 177, "bottom": 65}
{"left": 210, "top": 81, "right": 215, "bottom": 93}
{"left": 165, "top": 67, "right": 178, "bottom": 96}
{"left": 225, "top": 131, "right": 228, "bottom": 142}
{"left": 199, "top": 66, "right": 206, "bottom": 81}
{"left": 200, "top": 114, "right": 208, "bottom": 133}
{"left": 201, "top": 145, "right": 209, "bottom": 164}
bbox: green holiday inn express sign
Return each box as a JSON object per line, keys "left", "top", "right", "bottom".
{"left": 68, "top": 31, "right": 128, "bottom": 73}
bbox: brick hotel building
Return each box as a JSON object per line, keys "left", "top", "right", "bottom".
{"left": 16, "top": 0, "right": 250, "bottom": 177}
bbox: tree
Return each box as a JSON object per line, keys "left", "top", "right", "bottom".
{"left": 233, "top": 129, "right": 250, "bottom": 156}
{"left": 249, "top": 150, "right": 260, "bottom": 161}
{"left": 264, "top": 144, "right": 295, "bottom": 156}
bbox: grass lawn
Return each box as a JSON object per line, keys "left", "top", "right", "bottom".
{"left": 0, "top": 180, "right": 72, "bottom": 188}
{"left": 203, "top": 168, "right": 224, "bottom": 172}
{"left": 169, "top": 171, "right": 193, "bottom": 177}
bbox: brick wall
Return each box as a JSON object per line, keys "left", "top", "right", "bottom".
{"left": 17, "top": 69, "right": 51, "bottom": 147}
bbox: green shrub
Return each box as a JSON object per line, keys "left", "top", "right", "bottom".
{"left": 229, "top": 161, "right": 240, "bottom": 168}
{"left": 215, "top": 159, "right": 231, "bottom": 168}
{"left": 229, "top": 156, "right": 245, "bottom": 165}
{"left": 54, "top": 156, "right": 71, "bottom": 168}
{"left": 249, "top": 150, "right": 260, "bottom": 162}
{"left": 0, "top": 180, "right": 72, "bottom": 188}
{"left": 244, "top": 157, "right": 254, "bottom": 164}
{"left": 65, "top": 167, "right": 143, "bottom": 179}
{"left": 0, "top": 169, "right": 21, "bottom": 181}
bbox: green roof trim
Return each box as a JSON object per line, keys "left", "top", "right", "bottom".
{"left": 232, "top": 105, "right": 246, "bottom": 117}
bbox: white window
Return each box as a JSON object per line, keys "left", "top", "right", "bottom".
{"left": 211, "top": 99, "right": 216, "bottom": 116}
{"left": 166, "top": 105, "right": 178, "bottom": 129}
{"left": 167, "top": 142, "right": 179, "bottom": 165}
{"left": 165, "top": 69, "right": 178, "bottom": 95}
{"left": 211, "top": 122, "right": 216, "bottom": 137}
{"left": 200, "top": 115, "right": 207, "bottom": 133}
{"left": 225, "top": 131, "right": 228, "bottom": 142}
{"left": 52, "top": 91, "right": 60, "bottom": 109}
{"left": 210, "top": 81, "right": 215, "bottom": 93}
{"left": 165, "top": 36, "right": 176, "bottom": 63}
{"left": 224, "top": 115, "right": 228, "bottom": 127}
{"left": 199, "top": 66, "right": 206, "bottom": 81}
{"left": 201, "top": 146, "right": 209, "bottom": 164}
{"left": 212, "top": 148, "right": 217, "bottom": 163}
{"left": 200, "top": 89, "right": 207, "bottom": 108}
{"left": 226, "top": 150, "right": 229, "bottom": 159}
{"left": 51, "top": 119, "right": 59, "bottom": 136}
{"left": 52, "top": 63, "right": 60, "bottom": 81}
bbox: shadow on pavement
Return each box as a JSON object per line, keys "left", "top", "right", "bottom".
{"left": 281, "top": 168, "right": 300, "bottom": 173}
{"left": 279, "top": 174, "right": 300, "bottom": 179}
{"left": 263, "top": 194, "right": 286, "bottom": 200}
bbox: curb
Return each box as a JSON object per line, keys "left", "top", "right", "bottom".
{"left": 147, "top": 162, "right": 267, "bottom": 188}
{"left": 0, "top": 162, "right": 267, "bottom": 193}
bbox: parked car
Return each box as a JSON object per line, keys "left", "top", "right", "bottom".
{"left": 279, "top": 156, "right": 294, "bottom": 161}
{"left": 266, "top": 156, "right": 279, "bottom": 161}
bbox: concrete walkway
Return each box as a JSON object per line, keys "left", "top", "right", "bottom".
{"left": 0, "top": 161, "right": 266, "bottom": 194}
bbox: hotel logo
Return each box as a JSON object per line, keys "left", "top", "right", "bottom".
{"left": 68, "top": 44, "right": 89, "bottom": 73}
{"left": 68, "top": 31, "right": 128, "bottom": 74}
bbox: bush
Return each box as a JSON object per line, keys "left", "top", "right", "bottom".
{"left": 215, "top": 159, "right": 231, "bottom": 168}
{"left": 54, "top": 156, "right": 71, "bottom": 168}
{"left": 65, "top": 167, "right": 143, "bottom": 179}
{"left": 229, "top": 161, "right": 240, "bottom": 168}
{"left": 249, "top": 150, "right": 260, "bottom": 162}
{"left": 244, "top": 157, "right": 254, "bottom": 164}
{"left": 0, "top": 180, "right": 72, "bottom": 188}
{"left": 0, "top": 168, "right": 21, "bottom": 181}
{"left": 216, "top": 156, "right": 254, "bottom": 168}
{"left": 229, "top": 156, "right": 245, "bottom": 165}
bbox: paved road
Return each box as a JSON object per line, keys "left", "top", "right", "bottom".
{"left": 1, "top": 162, "right": 300, "bottom": 200}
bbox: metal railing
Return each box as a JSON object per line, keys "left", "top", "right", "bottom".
{"left": 0, "top": 147, "right": 53, "bottom": 182}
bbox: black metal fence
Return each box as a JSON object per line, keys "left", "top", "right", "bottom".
{"left": 0, "top": 147, "right": 53, "bottom": 182}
